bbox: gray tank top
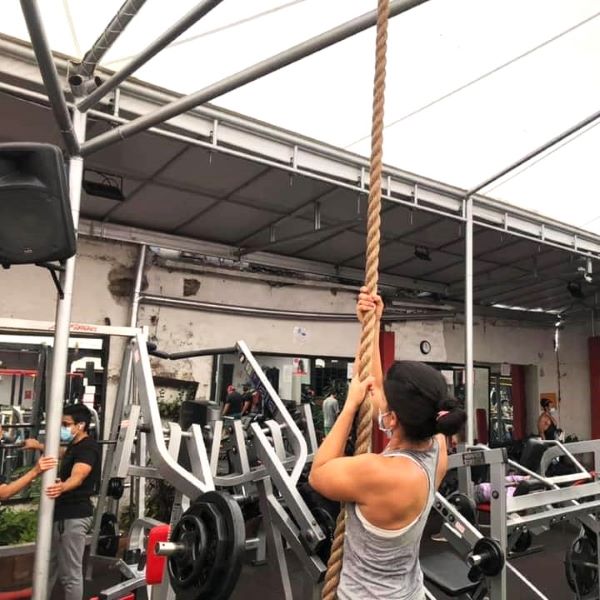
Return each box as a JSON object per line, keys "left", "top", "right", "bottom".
{"left": 337, "top": 438, "right": 440, "bottom": 600}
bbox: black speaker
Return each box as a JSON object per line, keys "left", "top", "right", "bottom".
{"left": 0, "top": 143, "right": 75, "bottom": 267}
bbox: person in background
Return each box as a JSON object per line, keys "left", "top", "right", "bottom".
{"left": 538, "top": 398, "right": 559, "bottom": 440}
{"left": 25, "top": 404, "right": 100, "bottom": 600}
{"left": 249, "top": 388, "right": 263, "bottom": 415}
{"left": 241, "top": 384, "right": 253, "bottom": 415}
{"left": 322, "top": 390, "right": 340, "bottom": 436}
{"left": 223, "top": 384, "right": 244, "bottom": 417}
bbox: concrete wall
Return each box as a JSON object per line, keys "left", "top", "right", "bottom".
{"left": 442, "top": 320, "right": 591, "bottom": 439}
{"left": 0, "top": 237, "right": 593, "bottom": 439}
{"left": 0, "top": 238, "right": 135, "bottom": 408}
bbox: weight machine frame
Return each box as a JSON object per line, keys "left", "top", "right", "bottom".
{"left": 448, "top": 442, "right": 600, "bottom": 599}
{"left": 90, "top": 334, "right": 327, "bottom": 600}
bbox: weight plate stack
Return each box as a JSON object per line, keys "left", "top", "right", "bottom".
{"left": 97, "top": 512, "right": 120, "bottom": 557}
{"left": 447, "top": 492, "right": 477, "bottom": 525}
{"left": 167, "top": 491, "right": 245, "bottom": 600}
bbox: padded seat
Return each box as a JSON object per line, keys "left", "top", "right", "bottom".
{"left": 421, "top": 550, "right": 480, "bottom": 597}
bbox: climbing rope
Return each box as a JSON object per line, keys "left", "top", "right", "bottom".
{"left": 321, "top": 0, "right": 390, "bottom": 597}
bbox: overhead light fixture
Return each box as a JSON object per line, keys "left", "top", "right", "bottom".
{"left": 82, "top": 169, "right": 125, "bottom": 201}
{"left": 414, "top": 245, "right": 431, "bottom": 261}
{"left": 577, "top": 257, "right": 593, "bottom": 284}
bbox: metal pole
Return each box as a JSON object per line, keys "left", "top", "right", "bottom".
{"left": 31, "top": 109, "right": 87, "bottom": 600}
{"left": 138, "top": 293, "right": 449, "bottom": 322}
{"left": 129, "top": 244, "right": 146, "bottom": 521}
{"left": 80, "top": 0, "right": 429, "bottom": 156}
{"left": 20, "top": 0, "right": 79, "bottom": 155}
{"left": 77, "top": 0, "right": 225, "bottom": 111}
{"left": 465, "top": 197, "right": 474, "bottom": 445}
{"left": 465, "top": 109, "right": 600, "bottom": 198}
{"left": 130, "top": 244, "right": 146, "bottom": 327}
{"left": 77, "top": 0, "right": 147, "bottom": 79}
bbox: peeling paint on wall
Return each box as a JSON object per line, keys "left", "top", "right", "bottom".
{"left": 183, "top": 278, "right": 201, "bottom": 297}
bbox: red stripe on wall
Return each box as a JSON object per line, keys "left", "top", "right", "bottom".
{"left": 589, "top": 337, "right": 600, "bottom": 439}
{"left": 373, "top": 330, "right": 395, "bottom": 453}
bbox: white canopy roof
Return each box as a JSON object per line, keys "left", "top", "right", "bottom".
{"left": 2, "top": 0, "right": 600, "bottom": 232}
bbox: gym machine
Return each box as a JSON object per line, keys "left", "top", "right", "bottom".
{"left": 90, "top": 335, "right": 329, "bottom": 600}
{"left": 445, "top": 441, "right": 600, "bottom": 599}
{"left": 537, "top": 439, "right": 600, "bottom": 599}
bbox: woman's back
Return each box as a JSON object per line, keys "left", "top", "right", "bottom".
{"left": 337, "top": 439, "right": 440, "bottom": 600}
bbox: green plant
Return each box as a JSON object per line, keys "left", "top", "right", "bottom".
{"left": 311, "top": 401, "right": 324, "bottom": 442}
{"left": 0, "top": 508, "right": 38, "bottom": 545}
{"left": 157, "top": 401, "right": 181, "bottom": 422}
{"left": 145, "top": 478, "right": 175, "bottom": 524}
{"left": 119, "top": 477, "right": 175, "bottom": 532}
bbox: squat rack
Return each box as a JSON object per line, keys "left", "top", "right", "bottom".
{"left": 14, "top": 0, "right": 600, "bottom": 597}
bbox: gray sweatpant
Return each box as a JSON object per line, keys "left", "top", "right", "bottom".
{"left": 48, "top": 516, "right": 93, "bottom": 600}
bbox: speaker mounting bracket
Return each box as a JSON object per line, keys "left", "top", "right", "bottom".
{"left": 36, "top": 261, "right": 67, "bottom": 300}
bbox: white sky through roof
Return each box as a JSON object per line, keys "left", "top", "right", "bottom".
{"left": 2, "top": 0, "right": 600, "bottom": 233}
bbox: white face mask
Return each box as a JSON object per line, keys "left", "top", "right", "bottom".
{"left": 549, "top": 407, "right": 557, "bottom": 415}
{"left": 377, "top": 409, "right": 393, "bottom": 438}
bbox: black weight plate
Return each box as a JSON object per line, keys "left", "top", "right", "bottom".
{"left": 473, "top": 537, "right": 504, "bottom": 577}
{"left": 511, "top": 530, "right": 532, "bottom": 554}
{"left": 107, "top": 477, "right": 125, "bottom": 500}
{"left": 566, "top": 535, "right": 598, "bottom": 596}
{"left": 168, "top": 491, "right": 245, "bottom": 600}
{"left": 202, "top": 491, "right": 245, "bottom": 600}
{"left": 168, "top": 500, "right": 228, "bottom": 600}
{"left": 97, "top": 512, "right": 119, "bottom": 557}
{"left": 313, "top": 506, "right": 336, "bottom": 563}
{"left": 169, "top": 514, "right": 209, "bottom": 588}
{"left": 447, "top": 492, "right": 477, "bottom": 525}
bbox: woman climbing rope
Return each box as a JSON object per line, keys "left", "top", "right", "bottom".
{"left": 310, "top": 287, "right": 466, "bottom": 599}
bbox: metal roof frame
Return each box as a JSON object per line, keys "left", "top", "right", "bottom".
{"left": 2, "top": 34, "right": 599, "bottom": 260}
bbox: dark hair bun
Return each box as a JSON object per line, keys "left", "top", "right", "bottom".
{"left": 436, "top": 407, "right": 467, "bottom": 437}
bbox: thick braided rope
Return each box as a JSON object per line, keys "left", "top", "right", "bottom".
{"left": 321, "top": 1, "right": 390, "bottom": 598}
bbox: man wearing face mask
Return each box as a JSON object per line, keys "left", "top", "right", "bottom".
{"left": 25, "top": 403, "right": 100, "bottom": 600}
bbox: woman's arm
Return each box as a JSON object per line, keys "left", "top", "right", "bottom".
{"left": 24, "top": 438, "right": 67, "bottom": 458}
{"left": 310, "top": 376, "right": 377, "bottom": 502}
{"left": 0, "top": 456, "right": 57, "bottom": 501}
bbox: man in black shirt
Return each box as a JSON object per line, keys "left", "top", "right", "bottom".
{"left": 26, "top": 403, "right": 100, "bottom": 600}
{"left": 223, "top": 384, "right": 244, "bottom": 416}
